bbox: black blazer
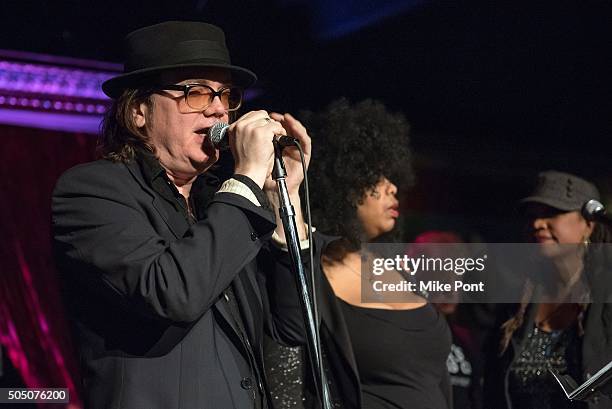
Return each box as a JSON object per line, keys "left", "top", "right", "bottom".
{"left": 52, "top": 158, "right": 278, "bottom": 409}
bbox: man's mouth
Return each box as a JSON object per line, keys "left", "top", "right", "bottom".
{"left": 194, "top": 127, "right": 210, "bottom": 137}
{"left": 194, "top": 127, "right": 218, "bottom": 155}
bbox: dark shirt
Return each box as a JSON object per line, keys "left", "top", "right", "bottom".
{"left": 339, "top": 301, "right": 452, "bottom": 409}
{"left": 136, "top": 148, "right": 268, "bottom": 408}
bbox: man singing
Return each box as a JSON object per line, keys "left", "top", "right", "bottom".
{"left": 52, "top": 21, "right": 310, "bottom": 409}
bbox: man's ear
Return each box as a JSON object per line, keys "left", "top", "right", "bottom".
{"left": 132, "top": 101, "right": 149, "bottom": 128}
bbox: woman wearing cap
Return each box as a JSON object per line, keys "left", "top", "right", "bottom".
{"left": 484, "top": 170, "right": 612, "bottom": 409}
{"left": 266, "top": 99, "right": 452, "bottom": 409}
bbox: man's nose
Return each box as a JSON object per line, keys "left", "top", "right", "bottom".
{"left": 203, "top": 95, "right": 227, "bottom": 117}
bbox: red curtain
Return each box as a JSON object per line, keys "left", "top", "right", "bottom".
{"left": 0, "top": 124, "right": 97, "bottom": 408}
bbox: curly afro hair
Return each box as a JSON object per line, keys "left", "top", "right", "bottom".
{"left": 302, "top": 98, "right": 415, "bottom": 251}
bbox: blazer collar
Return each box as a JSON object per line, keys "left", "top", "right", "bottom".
{"left": 125, "top": 152, "right": 191, "bottom": 238}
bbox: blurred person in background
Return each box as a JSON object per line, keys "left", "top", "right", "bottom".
{"left": 484, "top": 170, "right": 612, "bottom": 409}
{"left": 412, "top": 230, "right": 485, "bottom": 409}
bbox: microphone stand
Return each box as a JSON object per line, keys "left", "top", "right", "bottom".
{"left": 271, "top": 139, "right": 333, "bottom": 409}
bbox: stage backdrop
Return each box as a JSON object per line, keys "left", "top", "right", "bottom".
{"left": 0, "top": 125, "right": 97, "bottom": 408}
{"left": 0, "top": 49, "right": 116, "bottom": 408}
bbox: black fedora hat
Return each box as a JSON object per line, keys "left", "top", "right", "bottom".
{"left": 102, "top": 21, "right": 257, "bottom": 98}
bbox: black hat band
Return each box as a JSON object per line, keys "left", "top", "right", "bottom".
{"left": 125, "top": 40, "right": 230, "bottom": 73}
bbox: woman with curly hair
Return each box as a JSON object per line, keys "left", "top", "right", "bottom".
{"left": 484, "top": 170, "right": 612, "bottom": 409}
{"left": 266, "top": 98, "right": 452, "bottom": 409}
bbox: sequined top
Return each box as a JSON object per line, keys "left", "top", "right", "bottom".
{"left": 508, "top": 325, "right": 586, "bottom": 409}
{"left": 263, "top": 336, "right": 307, "bottom": 409}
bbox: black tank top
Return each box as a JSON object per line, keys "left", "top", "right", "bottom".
{"left": 339, "top": 300, "right": 451, "bottom": 409}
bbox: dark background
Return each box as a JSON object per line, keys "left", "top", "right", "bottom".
{"left": 0, "top": 1, "right": 610, "bottom": 402}
{"left": 1, "top": 0, "right": 611, "bottom": 240}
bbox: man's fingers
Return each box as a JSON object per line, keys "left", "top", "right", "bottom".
{"left": 270, "top": 112, "right": 310, "bottom": 147}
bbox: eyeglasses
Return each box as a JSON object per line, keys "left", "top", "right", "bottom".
{"left": 152, "top": 83, "right": 243, "bottom": 112}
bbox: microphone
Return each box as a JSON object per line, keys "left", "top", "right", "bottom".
{"left": 209, "top": 122, "right": 297, "bottom": 150}
{"left": 209, "top": 122, "right": 230, "bottom": 150}
{"left": 582, "top": 199, "right": 612, "bottom": 227}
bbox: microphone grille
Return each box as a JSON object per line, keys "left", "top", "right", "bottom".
{"left": 209, "top": 122, "right": 229, "bottom": 149}
{"left": 582, "top": 199, "right": 605, "bottom": 220}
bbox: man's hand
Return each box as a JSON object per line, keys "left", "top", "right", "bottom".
{"left": 229, "top": 110, "right": 287, "bottom": 189}
{"left": 263, "top": 113, "right": 311, "bottom": 194}
{"left": 263, "top": 113, "right": 311, "bottom": 242}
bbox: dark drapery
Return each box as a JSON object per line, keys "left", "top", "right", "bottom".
{"left": 0, "top": 124, "right": 97, "bottom": 408}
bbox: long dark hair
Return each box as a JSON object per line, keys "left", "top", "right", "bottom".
{"left": 97, "top": 88, "right": 155, "bottom": 162}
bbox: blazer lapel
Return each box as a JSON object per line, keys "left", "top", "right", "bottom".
{"left": 125, "top": 160, "right": 189, "bottom": 239}
{"left": 152, "top": 196, "right": 190, "bottom": 239}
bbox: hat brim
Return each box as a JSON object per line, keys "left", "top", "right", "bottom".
{"left": 519, "top": 196, "right": 578, "bottom": 212}
{"left": 102, "top": 62, "right": 257, "bottom": 98}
